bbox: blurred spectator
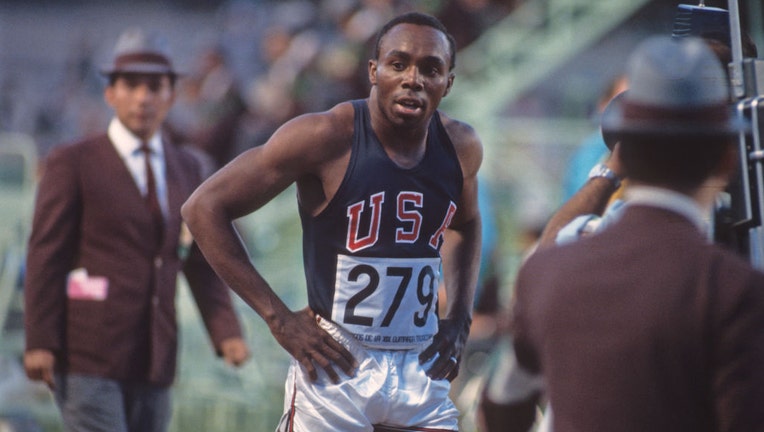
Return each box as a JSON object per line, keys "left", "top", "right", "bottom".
{"left": 23, "top": 28, "right": 250, "bottom": 432}
{"left": 560, "top": 74, "right": 628, "bottom": 202}
{"left": 437, "top": 0, "right": 518, "bottom": 49}
{"left": 240, "top": 22, "right": 307, "bottom": 148}
{"left": 2, "top": 0, "right": 511, "bottom": 161}
{"left": 169, "top": 43, "right": 247, "bottom": 169}
{"left": 483, "top": 35, "right": 764, "bottom": 432}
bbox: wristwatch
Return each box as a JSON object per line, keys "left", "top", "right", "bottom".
{"left": 588, "top": 163, "right": 621, "bottom": 189}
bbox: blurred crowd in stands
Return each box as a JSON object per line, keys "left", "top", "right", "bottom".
{"left": 0, "top": 0, "right": 519, "bottom": 170}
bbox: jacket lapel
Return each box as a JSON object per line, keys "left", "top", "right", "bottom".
{"left": 100, "top": 136, "right": 144, "bottom": 202}
{"left": 100, "top": 134, "right": 171, "bottom": 249}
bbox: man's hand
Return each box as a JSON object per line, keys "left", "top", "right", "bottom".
{"left": 269, "top": 307, "right": 357, "bottom": 383}
{"left": 221, "top": 337, "right": 251, "bottom": 367}
{"left": 419, "top": 317, "right": 471, "bottom": 381}
{"left": 605, "top": 142, "right": 625, "bottom": 179}
{"left": 24, "top": 349, "right": 56, "bottom": 389}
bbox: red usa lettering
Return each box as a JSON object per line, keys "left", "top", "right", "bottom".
{"left": 396, "top": 192, "right": 423, "bottom": 243}
{"left": 345, "top": 191, "right": 457, "bottom": 253}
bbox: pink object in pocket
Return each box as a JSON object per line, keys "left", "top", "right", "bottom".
{"left": 67, "top": 268, "right": 109, "bottom": 301}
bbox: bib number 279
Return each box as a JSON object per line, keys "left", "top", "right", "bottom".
{"left": 333, "top": 256, "right": 440, "bottom": 335}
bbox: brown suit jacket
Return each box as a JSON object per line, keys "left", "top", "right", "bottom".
{"left": 24, "top": 133, "right": 243, "bottom": 386}
{"left": 513, "top": 205, "right": 764, "bottom": 432}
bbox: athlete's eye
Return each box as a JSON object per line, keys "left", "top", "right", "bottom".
{"left": 420, "top": 60, "right": 444, "bottom": 77}
{"left": 424, "top": 66, "right": 440, "bottom": 77}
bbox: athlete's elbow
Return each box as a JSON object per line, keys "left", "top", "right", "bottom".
{"left": 181, "top": 190, "right": 208, "bottom": 232}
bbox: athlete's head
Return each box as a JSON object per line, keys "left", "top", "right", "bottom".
{"left": 373, "top": 12, "right": 456, "bottom": 72}
{"left": 368, "top": 11, "right": 457, "bottom": 128}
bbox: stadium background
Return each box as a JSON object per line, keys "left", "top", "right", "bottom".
{"left": 0, "top": 0, "right": 762, "bottom": 431}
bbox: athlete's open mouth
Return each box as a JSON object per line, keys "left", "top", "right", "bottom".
{"left": 396, "top": 98, "right": 423, "bottom": 113}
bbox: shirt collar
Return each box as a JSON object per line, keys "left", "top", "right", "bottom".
{"left": 624, "top": 186, "right": 711, "bottom": 236}
{"left": 108, "top": 117, "right": 164, "bottom": 158}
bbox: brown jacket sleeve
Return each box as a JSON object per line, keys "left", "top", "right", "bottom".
{"left": 24, "top": 145, "right": 80, "bottom": 353}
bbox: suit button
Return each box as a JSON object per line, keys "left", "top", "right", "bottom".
{"left": 154, "top": 257, "right": 163, "bottom": 268}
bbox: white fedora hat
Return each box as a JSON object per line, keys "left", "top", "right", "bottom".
{"left": 100, "top": 28, "right": 179, "bottom": 76}
{"left": 601, "top": 35, "right": 746, "bottom": 140}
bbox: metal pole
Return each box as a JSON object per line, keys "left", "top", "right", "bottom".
{"left": 728, "top": 0, "right": 745, "bottom": 99}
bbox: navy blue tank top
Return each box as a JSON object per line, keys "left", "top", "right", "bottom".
{"left": 299, "top": 99, "right": 463, "bottom": 348}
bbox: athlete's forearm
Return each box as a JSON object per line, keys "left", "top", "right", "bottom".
{"left": 181, "top": 195, "right": 290, "bottom": 326}
{"left": 440, "top": 216, "right": 481, "bottom": 323}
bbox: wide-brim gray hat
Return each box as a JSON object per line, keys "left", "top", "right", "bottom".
{"left": 601, "top": 36, "right": 747, "bottom": 142}
{"left": 100, "top": 28, "right": 180, "bottom": 76}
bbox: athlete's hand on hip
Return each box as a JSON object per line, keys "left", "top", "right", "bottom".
{"left": 419, "top": 317, "right": 471, "bottom": 381}
{"left": 271, "top": 307, "right": 358, "bottom": 383}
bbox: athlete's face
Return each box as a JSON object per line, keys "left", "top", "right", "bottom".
{"left": 369, "top": 23, "right": 454, "bottom": 129}
{"left": 105, "top": 73, "right": 175, "bottom": 141}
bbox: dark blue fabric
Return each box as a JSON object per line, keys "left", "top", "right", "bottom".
{"left": 299, "top": 99, "right": 463, "bottom": 318}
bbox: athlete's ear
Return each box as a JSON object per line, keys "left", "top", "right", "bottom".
{"left": 442, "top": 72, "right": 455, "bottom": 97}
{"left": 368, "top": 59, "right": 378, "bottom": 86}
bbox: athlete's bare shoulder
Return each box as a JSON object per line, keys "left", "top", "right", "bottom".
{"left": 303, "top": 101, "right": 356, "bottom": 140}
{"left": 437, "top": 111, "right": 483, "bottom": 177}
{"left": 277, "top": 101, "right": 358, "bottom": 214}
{"left": 275, "top": 101, "right": 356, "bottom": 166}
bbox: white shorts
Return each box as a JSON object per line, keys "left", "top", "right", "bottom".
{"left": 276, "top": 317, "right": 459, "bottom": 432}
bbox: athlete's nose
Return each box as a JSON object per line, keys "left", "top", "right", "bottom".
{"left": 402, "top": 67, "right": 424, "bottom": 91}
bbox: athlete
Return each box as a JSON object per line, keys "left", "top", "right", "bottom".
{"left": 182, "top": 11, "right": 483, "bottom": 432}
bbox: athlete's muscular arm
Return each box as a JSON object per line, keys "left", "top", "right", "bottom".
{"left": 182, "top": 102, "right": 357, "bottom": 383}
{"left": 420, "top": 114, "right": 483, "bottom": 380}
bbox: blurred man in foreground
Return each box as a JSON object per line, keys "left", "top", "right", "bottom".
{"left": 485, "top": 35, "right": 764, "bottom": 432}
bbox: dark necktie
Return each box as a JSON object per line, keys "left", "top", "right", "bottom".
{"left": 139, "top": 142, "right": 164, "bottom": 246}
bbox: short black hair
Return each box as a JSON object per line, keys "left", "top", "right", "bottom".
{"left": 373, "top": 11, "right": 456, "bottom": 71}
{"left": 107, "top": 72, "right": 177, "bottom": 88}
{"left": 619, "top": 134, "right": 735, "bottom": 192}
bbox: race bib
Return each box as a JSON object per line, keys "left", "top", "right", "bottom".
{"left": 332, "top": 255, "right": 440, "bottom": 349}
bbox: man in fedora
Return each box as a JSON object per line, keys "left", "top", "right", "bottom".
{"left": 533, "top": 5, "right": 758, "bottom": 251}
{"left": 23, "top": 28, "right": 249, "bottom": 432}
{"left": 497, "top": 36, "right": 764, "bottom": 432}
